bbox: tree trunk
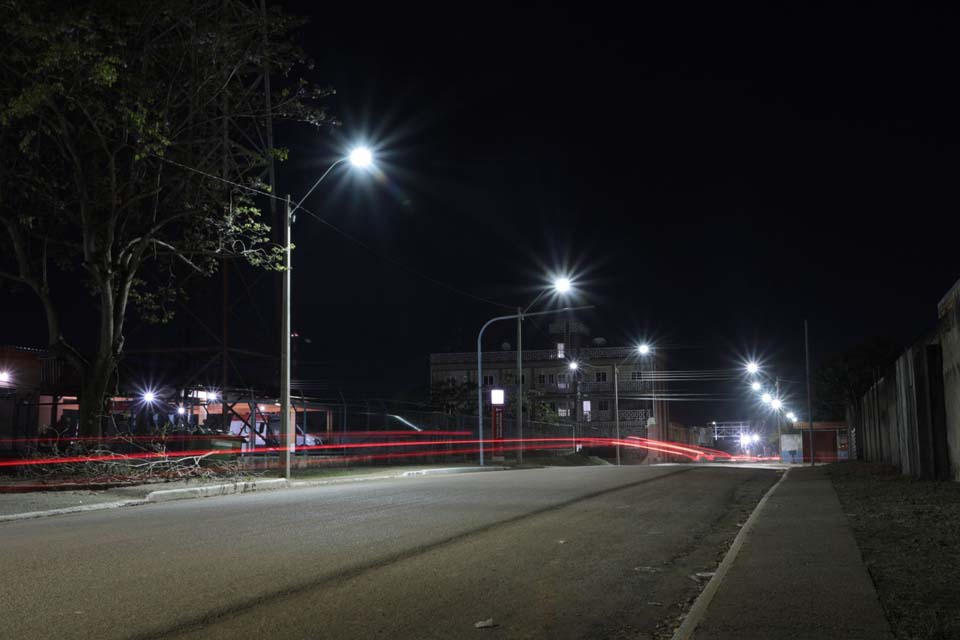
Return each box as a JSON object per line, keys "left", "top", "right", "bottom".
{"left": 78, "top": 356, "right": 115, "bottom": 439}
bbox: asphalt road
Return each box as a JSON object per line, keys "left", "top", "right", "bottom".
{"left": 0, "top": 465, "right": 777, "bottom": 640}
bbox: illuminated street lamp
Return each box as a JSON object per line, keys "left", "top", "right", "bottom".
{"left": 514, "top": 276, "right": 573, "bottom": 464}
{"left": 0, "top": 370, "right": 9, "bottom": 383}
{"left": 278, "top": 146, "right": 374, "bottom": 479}
{"left": 746, "top": 362, "right": 759, "bottom": 375}
{"left": 761, "top": 392, "right": 772, "bottom": 404}
{"left": 771, "top": 398, "right": 783, "bottom": 410}
{"left": 568, "top": 361, "right": 579, "bottom": 371}
{"left": 477, "top": 296, "right": 594, "bottom": 466}
{"left": 638, "top": 343, "right": 650, "bottom": 355}
{"left": 143, "top": 391, "right": 156, "bottom": 403}
{"left": 786, "top": 412, "right": 797, "bottom": 422}
{"left": 751, "top": 381, "right": 761, "bottom": 391}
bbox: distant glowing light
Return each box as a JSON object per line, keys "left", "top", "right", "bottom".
{"left": 554, "top": 277, "right": 572, "bottom": 293}
{"left": 761, "top": 393, "right": 772, "bottom": 404}
{"left": 176, "top": 406, "right": 186, "bottom": 415}
{"left": 491, "top": 389, "right": 505, "bottom": 406}
{"left": 771, "top": 399, "right": 783, "bottom": 410}
{"left": 258, "top": 404, "right": 266, "bottom": 411}
{"left": 751, "top": 433, "right": 760, "bottom": 443}
{"left": 638, "top": 344, "right": 651, "bottom": 355}
{"left": 0, "top": 371, "right": 9, "bottom": 383}
{"left": 348, "top": 146, "right": 373, "bottom": 168}
{"left": 746, "top": 362, "right": 759, "bottom": 375}
{"left": 786, "top": 412, "right": 797, "bottom": 421}
{"left": 568, "top": 361, "right": 579, "bottom": 371}
{"left": 208, "top": 391, "right": 218, "bottom": 401}
{"left": 751, "top": 381, "right": 761, "bottom": 391}
{"left": 739, "top": 435, "right": 751, "bottom": 446}
{"left": 143, "top": 391, "right": 156, "bottom": 403}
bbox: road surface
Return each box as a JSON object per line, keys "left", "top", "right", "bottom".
{"left": 1, "top": 465, "right": 777, "bottom": 639}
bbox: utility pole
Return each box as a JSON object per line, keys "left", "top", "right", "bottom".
{"left": 805, "top": 319, "right": 815, "bottom": 467}
{"left": 278, "top": 195, "right": 293, "bottom": 479}
{"left": 613, "top": 364, "right": 621, "bottom": 466}
{"left": 516, "top": 307, "right": 523, "bottom": 465}
{"left": 776, "top": 376, "right": 782, "bottom": 452}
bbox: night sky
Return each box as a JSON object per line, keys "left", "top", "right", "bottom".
{"left": 5, "top": 2, "right": 960, "bottom": 424}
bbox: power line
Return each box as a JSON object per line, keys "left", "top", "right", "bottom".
{"left": 154, "top": 155, "right": 513, "bottom": 310}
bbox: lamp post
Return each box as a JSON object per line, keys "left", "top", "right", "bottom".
{"left": 278, "top": 147, "right": 373, "bottom": 479}
{"left": 477, "top": 303, "right": 593, "bottom": 466}
{"left": 573, "top": 342, "right": 651, "bottom": 466}
{"left": 515, "top": 277, "right": 571, "bottom": 465}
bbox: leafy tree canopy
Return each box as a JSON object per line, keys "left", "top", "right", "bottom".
{"left": 0, "top": 0, "right": 333, "bottom": 435}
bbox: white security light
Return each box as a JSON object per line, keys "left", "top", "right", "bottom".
{"left": 771, "top": 398, "right": 783, "bottom": 410}
{"left": 746, "top": 362, "right": 759, "bottom": 375}
{"left": 568, "top": 361, "right": 579, "bottom": 371}
{"left": 143, "top": 391, "right": 156, "bottom": 403}
{"left": 761, "top": 393, "right": 772, "bottom": 404}
{"left": 491, "top": 389, "right": 505, "bottom": 406}
{"left": 554, "top": 277, "right": 572, "bottom": 293}
{"left": 348, "top": 146, "right": 373, "bottom": 168}
{"left": 638, "top": 344, "right": 651, "bottom": 355}
{"left": 751, "top": 381, "right": 761, "bottom": 391}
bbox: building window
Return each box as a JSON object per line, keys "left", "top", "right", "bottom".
{"left": 557, "top": 373, "right": 568, "bottom": 384}
{"left": 558, "top": 407, "right": 570, "bottom": 417}
{"left": 538, "top": 374, "right": 546, "bottom": 385}
{"left": 595, "top": 371, "right": 607, "bottom": 383}
{"left": 549, "top": 373, "right": 555, "bottom": 383}
{"left": 521, "top": 375, "right": 525, "bottom": 385}
{"left": 599, "top": 399, "right": 610, "bottom": 411}
{"left": 631, "top": 370, "right": 643, "bottom": 381}
{"left": 482, "top": 375, "right": 495, "bottom": 386}
{"left": 446, "top": 376, "right": 458, "bottom": 385}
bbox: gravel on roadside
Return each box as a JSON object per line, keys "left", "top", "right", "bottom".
{"left": 828, "top": 462, "right": 960, "bottom": 640}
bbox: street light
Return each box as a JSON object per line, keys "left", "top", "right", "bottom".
{"left": 761, "top": 392, "right": 772, "bottom": 404}
{"left": 746, "top": 362, "right": 759, "bottom": 375}
{"left": 751, "top": 381, "right": 761, "bottom": 391}
{"left": 279, "top": 145, "right": 374, "bottom": 479}
{"left": 348, "top": 146, "right": 373, "bottom": 168}
{"left": 570, "top": 342, "right": 653, "bottom": 467}
{"left": 514, "top": 277, "right": 573, "bottom": 464}
{"left": 771, "top": 398, "right": 783, "bottom": 410}
{"left": 0, "top": 371, "right": 9, "bottom": 383}
{"left": 476, "top": 302, "right": 594, "bottom": 466}
{"left": 143, "top": 391, "right": 156, "bottom": 403}
{"left": 786, "top": 412, "right": 796, "bottom": 421}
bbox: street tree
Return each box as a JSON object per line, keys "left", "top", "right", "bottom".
{"left": 0, "top": 0, "right": 332, "bottom": 436}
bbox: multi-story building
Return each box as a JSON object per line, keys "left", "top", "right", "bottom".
{"left": 429, "top": 321, "right": 668, "bottom": 439}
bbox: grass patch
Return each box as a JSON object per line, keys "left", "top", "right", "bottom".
{"left": 829, "top": 462, "right": 960, "bottom": 640}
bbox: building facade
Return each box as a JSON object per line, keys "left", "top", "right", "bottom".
{"left": 429, "top": 323, "right": 668, "bottom": 440}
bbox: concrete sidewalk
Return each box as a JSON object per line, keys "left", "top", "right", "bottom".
{"left": 0, "top": 464, "right": 505, "bottom": 522}
{"left": 682, "top": 466, "right": 893, "bottom": 640}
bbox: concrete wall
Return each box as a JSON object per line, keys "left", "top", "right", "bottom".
{"left": 850, "top": 276, "right": 960, "bottom": 480}
{"left": 938, "top": 282, "right": 960, "bottom": 481}
{"left": 851, "top": 338, "right": 951, "bottom": 480}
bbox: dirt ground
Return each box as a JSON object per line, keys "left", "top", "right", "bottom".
{"left": 829, "top": 462, "right": 960, "bottom": 640}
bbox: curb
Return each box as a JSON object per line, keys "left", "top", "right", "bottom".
{"left": 0, "top": 465, "right": 511, "bottom": 522}
{"left": 144, "top": 478, "right": 290, "bottom": 503}
{"left": 0, "top": 499, "right": 145, "bottom": 523}
{"left": 400, "top": 466, "right": 508, "bottom": 477}
{"left": 670, "top": 467, "right": 791, "bottom": 640}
